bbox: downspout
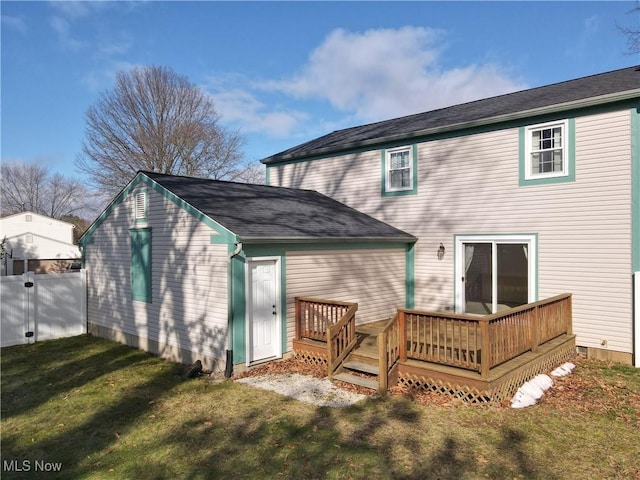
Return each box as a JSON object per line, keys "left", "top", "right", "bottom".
{"left": 225, "top": 241, "right": 243, "bottom": 378}
{"left": 635, "top": 273, "right": 639, "bottom": 367}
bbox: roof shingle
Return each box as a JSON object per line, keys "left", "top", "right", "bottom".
{"left": 143, "top": 171, "right": 416, "bottom": 243}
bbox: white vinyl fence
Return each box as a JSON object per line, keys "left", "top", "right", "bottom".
{"left": 1, "top": 270, "right": 87, "bottom": 347}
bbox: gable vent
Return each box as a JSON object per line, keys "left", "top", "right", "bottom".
{"left": 134, "top": 191, "right": 147, "bottom": 220}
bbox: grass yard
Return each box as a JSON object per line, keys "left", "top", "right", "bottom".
{"left": 1, "top": 335, "right": 639, "bottom": 479}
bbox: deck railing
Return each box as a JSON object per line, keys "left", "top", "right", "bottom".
{"left": 295, "top": 297, "right": 358, "bottom": 378}
{"left": 395, "top": 293, "right": 572, "bottom": 378}
{"left": 377, "top": 312, "right": 401, "bottom": 392}
{"left": 295, "top": 294, "right": 572, "bottom": 390}
{"left": 295, "top": 297, "right": 353, "bottom": 341}
{"left": 327, "top": 303, "right": 358, "bottom": 378}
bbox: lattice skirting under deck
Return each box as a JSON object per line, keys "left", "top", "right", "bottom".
{"left": 397, "top": 339, "right": 576, "bottom": 404}
{"left": 294, "top": 349, "right": 328, "bottom": 366}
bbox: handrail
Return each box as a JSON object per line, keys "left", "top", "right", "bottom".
{"left": 327, "top": 303, "right": 358, "bottom": 378}
{"left": 296, "top": 296, "right": 355, "bottom": 307}
{"left": 294, "top": 296, "right": 358, "bottom": 379}
{"left": 377, "top": 312, "right": 400, "bottom": 393}
{"left": 399, "top": 293, "right": 572, "bottom": 323}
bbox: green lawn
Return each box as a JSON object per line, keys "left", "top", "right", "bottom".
{"left": 2, "top": 335, "right": 639, "bottom": 479}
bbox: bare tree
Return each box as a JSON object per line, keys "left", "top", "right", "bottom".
{"left": 0, "top": 161, "right": 95, "bottom": 219}
{"left": 618, "top": 4, "right": 640, "bottom": 54}
{"left": 1, "top": 162, "right": 49, "bottom": 215}
{"left": 76, "top": 65, "right": 250, "bottom": 195}
{"left": 235, "top": 162, "right": 266, "bottom": 185}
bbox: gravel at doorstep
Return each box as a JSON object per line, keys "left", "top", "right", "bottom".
{"left": 236, "top": 373, "right": 369, "bottom": 407}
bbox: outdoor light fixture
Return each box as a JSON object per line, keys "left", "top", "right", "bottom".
{"left": 437, "top": 243, "right": 446, "bottom": 260}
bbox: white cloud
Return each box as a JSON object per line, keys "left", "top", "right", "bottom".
{"left": 208, "top": 87, "right": 308, "bottom": 137}
{"left": 48, "top": 1, "right": 110, "bottom": 19}
{"left": 49, "top": 15, "right": 84, "bottom": 51}
{"left": 48, "top": 2, "right": 132, "bottom": 56}
{"left": 81, "top": 61, "right": 139, "bottom": 93}
{"left": 205, "top": 26, "right": 526, "bottom": 141}
{"left": 98, "top": 32, "right": 133, "bottom": 56}
{"left": 265, "top": 26, "right": 525, "bottom": 122}
{"left": 584, "top": 15, "right": 600, "bottom": 34}
{"left": 566, "top": 15, "right": 601, "bottom": 58}
{"left": 1, "top": 15, "right": 28, "bottom": 35}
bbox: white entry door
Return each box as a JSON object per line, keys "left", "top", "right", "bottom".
{"left": 247, "top": 258, "right": 281, "bottom": 364}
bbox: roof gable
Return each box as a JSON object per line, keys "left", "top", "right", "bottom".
{"left": 262, "top": 65, "right": 640, "bottom": 164}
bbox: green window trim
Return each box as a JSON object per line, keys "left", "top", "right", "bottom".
{"left": 519, "top": 118, "right": 575, "bottom": 186}
{"left": 130, "top": 228, "right": 152, "bottom": 303}
{"left": 406, "top": 243, "right": 415, "bottom": 308}
{"left": 381, "top": 144, "right": 418, "bottom": 197}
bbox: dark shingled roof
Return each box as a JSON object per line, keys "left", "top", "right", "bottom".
{"left": 262, "top": 65, "right": 640, "bottom": 164}
{"left": 143, "top": 171, "right": 416, "bottom": 243}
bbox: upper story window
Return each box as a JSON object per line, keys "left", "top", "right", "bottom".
{"left": 382, "top": 145, "right": 417, "bottom": 196}
{"left": 520, "top": 119, "right": 575, "bottom": 186}
{"left": 134, "top": 190, "right": 147, "bottom": 222}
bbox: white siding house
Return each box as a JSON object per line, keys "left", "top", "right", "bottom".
{"left": 81, "top": 172, "right": 414, "bottom": 373}
{"left": 84, "top": 183, "right": 230, "bottom": 370}
{"left": 0, "top": 211, "right": 80, "bottom": 275}
{"left": 263, "top": 66, "right": 640, "bottom": 365}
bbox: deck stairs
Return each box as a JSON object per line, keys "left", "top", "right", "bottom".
{"left": 332, "top": 323, "right": 386, "bottom": 391}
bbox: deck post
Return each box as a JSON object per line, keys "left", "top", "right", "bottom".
{"left": 399, "top": 310, "right": 407, "bottom": 362}
{"left": 326, "top": 322, "right": 334, "bottom": 379}
{"left": 480, "top": 319, "right": 490, "bottom": 378}
{"left": 566, "top": 296, "right": 573, "bottom": 335}
{"left": 295, "top": 297, "right": 301, "bottom": 341}
{"left": 378, "top": 331, "right": 388, "bottom": 394}
{"left": 531, "top": 304, "right": 540, "bottom": 354}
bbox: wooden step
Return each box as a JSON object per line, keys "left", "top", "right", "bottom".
{"left": 343, "top": 360, "right": 379, "bottom": 375}
{"left": 333, "top": 372, "right": 379, "bottom": 391}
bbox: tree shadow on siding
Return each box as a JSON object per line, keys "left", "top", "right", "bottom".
{"left": 270, "top": 138, "right": 497, "bottom": 312}
{"left": 85, "top": 182, "right": 229, "bottom": 375}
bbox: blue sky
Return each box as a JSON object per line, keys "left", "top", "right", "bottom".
{"left": 1, "top": 1, "right": 638, "bottom": 181}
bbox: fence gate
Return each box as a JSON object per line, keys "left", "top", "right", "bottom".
{"left": 1, "top": 271, "right": 87, "bottom": 347}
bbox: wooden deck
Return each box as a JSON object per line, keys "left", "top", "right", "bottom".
{"left": 293, "top": 295, "right": 576, "bottom": 403}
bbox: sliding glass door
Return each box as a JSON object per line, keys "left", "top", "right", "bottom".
{"left": 456, "top": 235, "right": 536, "bottom": 314}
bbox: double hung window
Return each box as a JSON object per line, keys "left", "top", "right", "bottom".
{"left": 521, "top": 119, "right": 574, "bottom": 185}
{"left": 383, "top": 145, "right": 417, "bottom": 196}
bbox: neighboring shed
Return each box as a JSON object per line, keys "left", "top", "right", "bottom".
{"left": 80, "top": 171, "right": 416, "bottom": 373}
{"left": 0, "top": 211, "right": 81, "bottom": 275}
